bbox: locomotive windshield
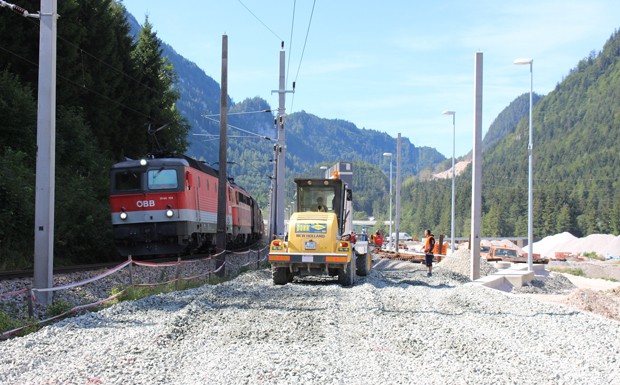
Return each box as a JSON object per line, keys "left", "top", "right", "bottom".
{"left": 112, "top": 167, "right": 181, "bottom": 193}
{"left": 148, "top": 168, "right": 178, "bottom": 190}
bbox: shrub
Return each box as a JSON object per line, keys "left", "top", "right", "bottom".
{"left": 581, "top": 251, "right": 604, "bottom": 261}
{"left": 549, "top": 267, "right": 586, "bottom": 277}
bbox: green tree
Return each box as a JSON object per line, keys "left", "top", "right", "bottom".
{"left": 130, "top": 18, "right": 189, "bottom": 156}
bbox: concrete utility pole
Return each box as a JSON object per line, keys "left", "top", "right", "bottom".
{"left": 33, "top": 0, "right": 58, "bottom": 305}
{"left": 394, "top": 134, "right": 402, "bottom": 251}
{"left": 271, "top": 42, "right": 294, "bottom": 237}
{"left": 470, "top": 52, "right": 483, "bottom": 281}
{"left": 216, "top": 34, "right": 228, "bottom": 274}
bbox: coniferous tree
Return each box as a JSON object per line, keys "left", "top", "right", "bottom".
{"left": 131, "top": 18, "right": 189, "bottom": 156}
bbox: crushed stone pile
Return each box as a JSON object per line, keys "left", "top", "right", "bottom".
{"left": 512, "top": 272, "right": 576, "bottom": 294}
{"left": 437, "top": 248, "right": 498, "bottom": 277}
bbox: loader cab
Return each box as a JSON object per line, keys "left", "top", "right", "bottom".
{"left": 295, "top": 178, "right": 350, "bottom": 234}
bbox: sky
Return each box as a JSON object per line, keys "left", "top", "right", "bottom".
{"left": 121, "top": 0, "right": 620, "bottom": 158}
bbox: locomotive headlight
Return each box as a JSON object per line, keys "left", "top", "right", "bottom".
{"left": 139, "top": 159, "right": 147, "bottom": 166}
{"left": 119, "top": 211, "right": 128, "bottom": 220}
{"left": 166, "top": 205, "right": 174, "bottom": 218}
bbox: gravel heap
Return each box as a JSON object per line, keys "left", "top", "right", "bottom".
{"left": 2, "top": 265, "right": 619, "bottom": 385}
{"left": 513, "top": 272, "right": 577, "bottom": 294}
{"left": 437, "top": 248, "right": 498, "bottom": 277}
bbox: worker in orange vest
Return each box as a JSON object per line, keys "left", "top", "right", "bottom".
{"left": 423, "top": 229, "right": 436, "bottom": 277}
{"left": 375, "top": 231, "right": 383, "bottom": 248}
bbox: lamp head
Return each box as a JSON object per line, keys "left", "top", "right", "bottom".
{"left": 442, "top": 110, "right": 455, "bottom": 116}
{"left": 382, "top": 152, "right": 392, "bottom": 157}
{"left": 514, "top": 58, "right": 533, "bottom": 65}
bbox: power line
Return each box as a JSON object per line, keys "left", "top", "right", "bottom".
{"left": 203, "top": 109, "right": 272, "bottom": 117}
{"left": 202, "top": 115, "right": 274, "bottom": 141}
{"left": 289, "top": 0, "right": 316, "bottom": 113}
{"left": 286, "top": 0, "right": 296, "bottom": 86}
{"left": 236, "top": 0, "right": 282, "bottom": 41}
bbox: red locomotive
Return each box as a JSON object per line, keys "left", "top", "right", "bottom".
{"left": 110, "top": 154, "right": 264, "bottom": 257}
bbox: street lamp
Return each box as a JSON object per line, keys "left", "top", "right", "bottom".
{"left": 442, "top": 110, "right": 456, "bottom": 255}
{"left": 514, "top": 57, "right": 534, "bottom": 272}
{"left": 383, "top": 152, "right": 393, "bottom": 250}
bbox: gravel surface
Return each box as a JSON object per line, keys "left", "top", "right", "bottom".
{"left": 1, "top": 262, "right": 619, "bottom": 385}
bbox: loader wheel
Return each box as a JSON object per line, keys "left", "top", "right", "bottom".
{"left": 356, "top": 253, "right": 371, "bottom": 276}
{"left": 338, "top": 260, "right": 354, "bottom": 286}
{"left": 273, "top": 267, "right": 289, "bottom": 285}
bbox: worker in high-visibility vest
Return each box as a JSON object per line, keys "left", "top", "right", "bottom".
{"left": 423, "top": 229, "right": 436, "bottom": 277}
{"left": 375, "top": 231, "right": 383, "bottom": 248}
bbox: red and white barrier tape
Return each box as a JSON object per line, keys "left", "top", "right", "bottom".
{"left": 132, "top": 260, "right": 192, "bottom": 268}
{"left": 31, "top": 260, "right": 131, "bottom": 294}
{"left": 1, "top": 288, "right": 129, "bottom": 340}
{"left": 0, "top": 288, "right": 28, "bottom": 298}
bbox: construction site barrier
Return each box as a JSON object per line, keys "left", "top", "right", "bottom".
{"left": 0, "top": 245, "right": 270, "bottom": 340}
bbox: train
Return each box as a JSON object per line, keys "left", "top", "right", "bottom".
{"left": 109, "top": 153, "right": 264, "bottom": 257}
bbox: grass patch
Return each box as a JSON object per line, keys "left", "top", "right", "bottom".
{"left": 0, "top": 310, "right": 22, "bottom": 335}
{"left": 549, "top": 267, "right": 586, "bottom": 277}
{"left": 581, "top": 251, "right": 605, "bottom": 261}
{"left": 45, "top": 300, "right": 74, "bottom": 318}
{"left": 109, "top": 274, "right": 230, "bottom": 303}
{"left": 598, "top": 277, "right": 619, "bottom": 282}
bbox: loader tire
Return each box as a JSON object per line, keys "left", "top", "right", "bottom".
{"left": 338, "top": 260, "right": 354, "bottom": 286}
{"left": 356, "top": 253, "right": 371, "bottom": 276}
{"left": 273, "top": 267, "right": 289, "bottom": 285}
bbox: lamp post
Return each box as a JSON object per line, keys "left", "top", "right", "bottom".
{"left": 514, "top": 57, "right": 534, "bottom": 272}
{"left": 383, "top": 152, "right": 393, "bottom": 250}
{"left": 442, "top": 110, "right": 456, "bottom": 255}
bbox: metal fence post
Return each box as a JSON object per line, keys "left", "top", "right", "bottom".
{"left": 175, "top": 255, "right": 181, "bottom": 291}
{"left": 128, "top": 255, "right": 134, "bottom": 286}
{"left": 27, "top": 289, "right": 34, "bottom": 318}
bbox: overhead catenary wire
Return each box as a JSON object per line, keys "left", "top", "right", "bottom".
{"left": 236, "top": 0, "right": 282, "bottom": 42}
{"left": 286, "top": 0, "right": 296, "bottom": 87}
{"left": 203, "top": 109, "right": 272, "bottom": 117}
{"left": 288, "top": 0, "right": 317, "bottom": 113}
{"left": 202, "top": 115, "right": 274, "bottom": 141}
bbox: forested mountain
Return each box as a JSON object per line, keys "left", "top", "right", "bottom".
{"left": 402, "top": 30, "right": 620, "bottom": 240}
{"left": 482, "top": 92, "right": 543, "bottom": 152}
{"left": 125, "top": 13, "right": 445, "bottom": 217}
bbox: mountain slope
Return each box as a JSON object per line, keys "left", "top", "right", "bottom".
{"left": 127, "top": 12, "right": 446, "bottom": 210}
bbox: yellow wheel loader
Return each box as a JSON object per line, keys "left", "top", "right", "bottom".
{"left": 268, "top": 175, "right": 370, "bottom": 286}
